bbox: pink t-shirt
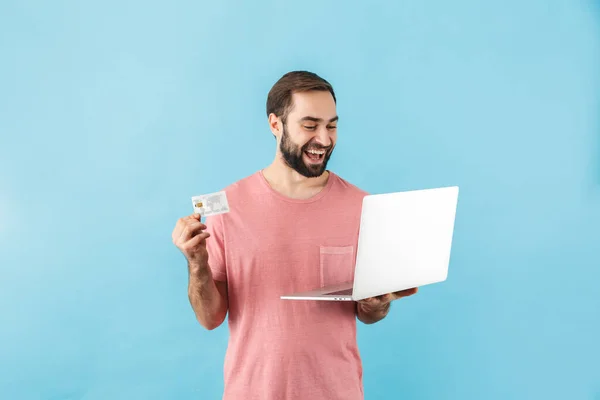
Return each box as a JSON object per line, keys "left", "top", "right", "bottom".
{"left": 205, "top": 170, "right": 369, "bottom": 400}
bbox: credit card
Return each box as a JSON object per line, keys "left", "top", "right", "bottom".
{"left": 191, "top": 191, "right": 230, "bottom": 217}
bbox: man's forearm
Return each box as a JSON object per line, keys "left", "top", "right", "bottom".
{"left": 188, "top": 262, "right": 228, "bottom": 330}
{"left": 356, "top": 301, "right": 390, "bottom": 324}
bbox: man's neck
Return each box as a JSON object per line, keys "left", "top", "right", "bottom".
{"left": 262, "top": 159, "right": 330, "bottom": 200}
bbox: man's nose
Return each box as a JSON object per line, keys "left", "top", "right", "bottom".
{"left": 314, "top": 126, "right": 332, "bottom": 147}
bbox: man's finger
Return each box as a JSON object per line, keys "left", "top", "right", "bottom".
{"left": 182, "top": 231, "right": 211, "bottom": 250}
{"left": 376, "top": 293, "right": 393, "bottom": 303}
{"left": 358, "top": 297, "right": 377, "bottom": 305}
{"left": 393, "top": 287, "right": 418, "bottom": 299}
{"left": 179, "top": 221, "right": 207, "bottom": 242}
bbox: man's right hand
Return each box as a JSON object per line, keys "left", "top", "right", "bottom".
{"left": 172, "top": 213, "right": 211, "bottom": 270}
{"left": 172, "top": 213, "right": 228, "bottom": 330}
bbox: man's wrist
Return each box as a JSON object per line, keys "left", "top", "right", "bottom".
{"left": 188, "top": 260, "right": 212, "bottom": 285}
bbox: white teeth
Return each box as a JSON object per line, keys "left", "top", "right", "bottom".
{"left": 307, "top": 150, "right": 325, "bottom": 155}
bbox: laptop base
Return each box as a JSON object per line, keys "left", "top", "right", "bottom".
{"left": 280, "top": 282, "right": 354, "bottom": 301}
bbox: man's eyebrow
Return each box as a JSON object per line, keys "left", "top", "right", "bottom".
{"left": 299, "top": 116, "right": 339, "bottom": 123}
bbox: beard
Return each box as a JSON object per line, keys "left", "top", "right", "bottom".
{"left": 279, "top": 123, "right": 334, "bottom": 178}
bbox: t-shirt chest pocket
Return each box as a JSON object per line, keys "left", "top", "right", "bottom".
{"left": 319, "top": 245, "right": 355, "bottom": 287}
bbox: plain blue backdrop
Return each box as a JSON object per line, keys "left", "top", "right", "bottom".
{"left": 1, "top": 0, "right": 599, "bottom": 399}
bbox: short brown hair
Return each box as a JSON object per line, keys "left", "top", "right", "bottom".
{"left": 266, "top": 71, "right": 336, "bottom": 124}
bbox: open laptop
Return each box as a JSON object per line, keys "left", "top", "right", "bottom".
{"left": 280, "top": 186, "right": 459, "bottom": 301}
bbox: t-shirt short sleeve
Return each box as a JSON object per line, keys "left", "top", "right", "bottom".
{"left": 204, "top": 213, "right": 227, "bottom": 282}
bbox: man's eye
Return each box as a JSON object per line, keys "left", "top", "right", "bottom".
{"left": 327, "top": 125, "right": 337, "bottom": 130}
{"left": 304, "top": 126, "right": 317, "bottom": 130}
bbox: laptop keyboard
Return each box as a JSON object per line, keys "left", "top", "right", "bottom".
{"left": 325, "top": 288, "right": 353, "bottom": 296}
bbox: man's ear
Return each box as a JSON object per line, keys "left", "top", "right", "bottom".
{"left": 268, "top": 113, "right": 283, "bottom": 140}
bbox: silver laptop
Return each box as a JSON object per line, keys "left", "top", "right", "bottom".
{"left": 280, "top": 186, "right": 459, "bottom": 301}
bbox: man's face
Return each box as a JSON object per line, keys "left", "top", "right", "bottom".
{"left": 278, "top": 91, "right": 338, "bottom": 178}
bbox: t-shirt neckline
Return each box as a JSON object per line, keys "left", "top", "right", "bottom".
{"left": 257, "top": 169, "right": 336, "bottom": 204}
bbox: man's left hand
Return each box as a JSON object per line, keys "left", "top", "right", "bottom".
{"left": 359, "top": 287, "right": 418, "bottom": 309}
{"left": 356, "top": 288, "right": 418, "bottom": 324}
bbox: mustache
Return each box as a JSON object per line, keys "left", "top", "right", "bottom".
{"left": 302, "top": 143, "right": 333, "bottom": 152}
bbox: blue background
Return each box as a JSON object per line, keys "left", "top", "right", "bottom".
{"left": 1, "top": 0, "right": 599, "bottom": 399}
